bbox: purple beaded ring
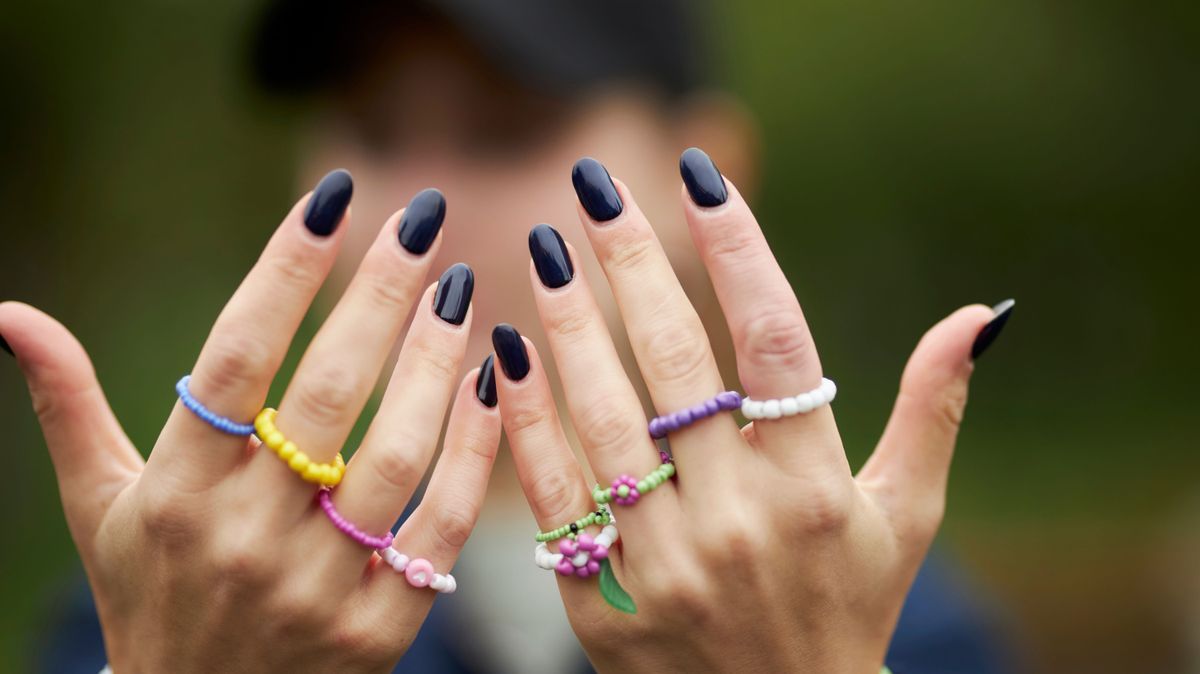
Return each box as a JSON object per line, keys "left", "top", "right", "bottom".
{"left": 648, "top": 391, "right": 742, "bottom": 439}
{"left": 317, "top": 488, "right": 394, "bottom": 550}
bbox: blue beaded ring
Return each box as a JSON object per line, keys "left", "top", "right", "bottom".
{"left": 175, "top": 375, "right": 255, "bottom": 436}
{"left": 648, "top": 391, "right": 743, "bottom": 439}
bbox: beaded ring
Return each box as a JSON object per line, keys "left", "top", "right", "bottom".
{"left": 592, "top": 462, "right": 675, "bottom": 506}
{"left": 648, "top": 391, "right": 742, "bottom": 439}
{"left": 254, "top": 408, "right": 346, "bottom": 487}
{"left": 379, "top": 547, "right": 457, "bottom": 593}
{"left": 317, "top": 489, "right": 393, "bottom": 549}
{"left": 741, "top": 378, "right": 838, "bottom": 420}
{"left": 535, "top": 507, "right": 612, "bottom": 543}
{"left": 175, "top": 375, "right": 255, "bottom": 436}
{"left": 535, "top": 524, "right": 619, "bottom": 578}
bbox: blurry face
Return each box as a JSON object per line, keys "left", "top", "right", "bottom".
{"left": 301, "top": 30, "right": 710, "bottom": 370}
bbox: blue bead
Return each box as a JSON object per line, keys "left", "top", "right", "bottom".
{"left": 175, "top": 374, "right": 255, "bottom": 436}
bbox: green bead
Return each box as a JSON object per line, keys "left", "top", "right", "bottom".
{"left": 636, "top": 480, "right": 649, "bottom": 492}
{"left": 617, "top": 484, "right": 630, "bottom": 498}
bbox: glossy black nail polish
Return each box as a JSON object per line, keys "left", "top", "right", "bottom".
{"left": 476, "top": 355, "right": 498, "bottom": 407}
{"left": 0, "top": 334, "right": 11, "bottom": 357}
{"left": 679, "top": 147, "right": 728, "bottom": 207}
{"left": 971, "top": 299, "right": 1016, "bottom": 359}
{"left": 398, "top": 188, "right": 446, "bottom": 255}
{"left": 303, "top": 169, "right": 353, "bottom": 236}
{"left": 492, "top": 323, "right": 530, "bottom": 381}
{"left": 433, "top": 263, "right": 474, "bottom": 325}
{"left": 529, "top": 224, "right": 574, "bottom": 289}
{"left": 571, "top": 157, "right": 623, "bottom": 222}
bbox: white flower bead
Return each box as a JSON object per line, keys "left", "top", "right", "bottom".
{"left": 595, "top": 534, "right": 612, "bottom": 548}
{"left": 602, "top": 525, "right": 619, "bottom": 542}
{"left": 572, "top": 551, "right": 590, "bottom": 567}
{"left": 763, "top": 399, "right": 782, "bottom": 419}
{"left": 391, "top": 553, "right": 410, "bottom": 573}
{"left": 780, "top": 397, "right": 800, "bottom": 415}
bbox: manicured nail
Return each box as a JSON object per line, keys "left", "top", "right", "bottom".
{"left": 476, "top": 355, "right": 497, "bottom": 407}
{"left": 571, "top": 157, "right": 623, "bottom": 222}
{"left": 491, "top": 323, "right": 530, "bottom": 381}
{"left": 0, "top": 334, "right": 11, "bottom": 357}
{"left": 529, "top": 224, "right": 574, "bottom": 289}
{"left": 679, "top": 147, "right": 728, "bottom": 207}
{"left": 398, "top": 188, "right": 446, "bottom": 255}
{"left": 432, "top": 263, "right": 474, "bottom": 326}
{"left": 303, "top": 169, "right": 353, "bottom": 236}
{"left": 971, "top": 299, "right": 1015, "bottom": 359}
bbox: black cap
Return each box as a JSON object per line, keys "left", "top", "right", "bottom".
{"left": 251, "top": 0, "right": 711, "bottom": 99}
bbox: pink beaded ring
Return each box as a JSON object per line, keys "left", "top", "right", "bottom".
{"left": 534, "top": 524, "right": 619, "bottom": 578}
{"left": 648, "top": 391, "right": 742, "bottom": 439}
{"left": 318, "top": 489, "right": 393, "bottom": 549}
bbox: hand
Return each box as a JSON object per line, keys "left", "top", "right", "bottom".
{"left": 491, "top": 151, "right": 1011, "bottom": 672}
{"left": 0, "top": 172, "right": 500, "bottom": 673}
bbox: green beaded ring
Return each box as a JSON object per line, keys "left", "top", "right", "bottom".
{"left": 535, "top": 507, "right": 612, "bottom": 543}
{"left": 592, "top": 461, "right": 676, "bottom": 506}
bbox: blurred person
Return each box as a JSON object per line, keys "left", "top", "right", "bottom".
{"left": 14, "top": 1, "right": 1015, "bottom": 672}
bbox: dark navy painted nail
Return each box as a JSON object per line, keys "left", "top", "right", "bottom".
{"left": 529, "top": 224, "right": 574, "bottom": 289}
{"left": 679, "top": 147, "right": 728, "bottom": 207}
{"left": 398, "top": 188, "right": 446, "bottom": 255}
{"left": 0, "top": 334, "right": 11, "bottom": 357}
{"left": 433, "top": 263, "right": 474, "bottom": 325}
{"left": 303, "top": 169, "right": 353, "bottom": 236}
{"left": 492, "top": 323, "right": 530, "bottom": 381}
{"left": 571, "top": 157, "right": 623, "bottom": 222}
{"left": 971, "top": 299, "right": 1015, "bottom": 359}
{"left": 476, "top": 355, "right": 497, "bottom": 407}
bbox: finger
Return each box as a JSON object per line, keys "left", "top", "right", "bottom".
{"left": 0, "top": 301, "right": 141, "bottom": 547}
{"left": 246, "top": 189, "right": 446, "bottom": 502}
{"left": 151, "top": 169, "right": 353, "bottom": 486}
{"left": 858, "top": 302, "right": 1010, "bottom": 534}
{"left": 327, "top": 263, "right": 474, "bottom": 546}
{"left": 678, "top": 147, "right": 842, "bottom": 467}
{"left": 525, "top": 223, "right": 662, "bottom": 494}
{"left": 492, "top": 323, "right": 672, "bottom": 562}
{"left": 570, "top": 158, "right": 743, "bottom": 482}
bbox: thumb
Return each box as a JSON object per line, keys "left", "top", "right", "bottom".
{"left": 858, "top": 301, "right": 1014, "bottom": 533}
{"left": 0, "top": 301, "right": 142, "bottom": 548}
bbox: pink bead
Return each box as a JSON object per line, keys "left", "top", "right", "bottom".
{"left": 405, "top": 558, "right": 435, "bottom": 587}
{"left": 576, "top": 534, "right": 596, "bottom": 552}
{"left": 586, "top": 560, "right": 601, "bottom": 574}
{"left": 558, "top": 539, "right": 578, "bottom": 556}
{"left": 556, "top": 558, "right": 575, "bottom": 576}
{"left": 592, "top": 545, "right": 609, "bottom": 560}
{"left": 576, "top": 566, "right": 591, "bottom": 578}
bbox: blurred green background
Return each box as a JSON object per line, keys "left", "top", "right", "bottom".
{"left": 1, "top": 1, "right": 1197, "bottom": 672}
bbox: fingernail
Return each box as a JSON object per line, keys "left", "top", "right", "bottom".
{"left": 529, "top": 224, "right": 574, "bottom": 289}
{"left": 971, "top": 299, "right": 1015, "bottom": 360}
{"left": 571, "top": 157, "right": 623, "bottom": 222}
{"left": 303, "top": 169, "right": 353, "bottom": 236}
{"left": 476, "top": 355, "right": 498, "bottom": 407}
{"left": 398, "top": 188, "right": 446, "bottom": 255}
{"left": 491, "top": 323, "right": 530, "bottom": 381}
{"left": 679, "top": 147, "right": 728, "bottom": 207}
{"left": 432, "top": 263, "right": 474, "bottom": 326}
{"left": 0, "top": 334, "right": 11, "bottom": 357}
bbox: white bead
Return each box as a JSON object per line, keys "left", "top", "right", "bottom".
{"left": 444, "top": 575, "right": 457, "bottom": 593}
{"left": 602, "top": 525, "right": 619, "bottom": 542}
{"left": 742, "top": 399, "right": 764, "bottom": 419}
{"left": 430, "top": 574, "right": 448, "bottom": 591}
{"left": 821, "top": 378, "right": 837, "bottom": 403}
{"left": 779, "top": 397, "right": 799, "bottom": 415}
{"left": 549, "top": 553, "right": 563, "bottom": 566}
{"left": 380, "top": 547, "right": 398, "bottom": 565}
{"left": 391, "top": 553, "right": 410, "bottom": 573}
{"left": 572, "top": 551, "right": 590, "bottom": 567}
{"left": 763, "top": 399, "right": 782, "bottom": 419}
{"left": 795, "top": 393, "right": 814, "bottom": 413}
{"left": 594, "top": 534, "right": 612, "bottom": 548}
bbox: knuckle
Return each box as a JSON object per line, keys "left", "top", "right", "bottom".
{"left": 698, "top": 517, "right": 765, "bottom": 566}
{"left": 333, "top": 626, "right": 397, "bottom": 666}
{"left": 427, "top": 502, "right": 477, "bottom": 553}
{"left": 650, "top": 571, "right": 712, "bottom": 622}
{"left": 506, "top": 406, "right": 552, "bottom": 438}
{"left": 358, "top": 269, "right": 417, "bottom": 313}
{"left": 291, "top": 365, "right": 364, "bottom": 425}
{"left": 201, "top": 331, "right": 276, "bottom": 393}
{"left": 705, "top": 226, "right": 759, "bottom": 265}
{"left": 409, "top": 340, "right": 460, "bottom": 383}
{"left": 739, "top": 310, "right": 811, "bottom": 371}
{"left": 211, "top": 537, "right": 272, "bottom": 588}
{"left": 369, "top": 443, "right": 427, "bottom": 492}
{"left": 263, "top": 252, "right": 323, "bottom": 291}
{"left": 140, "top": 491, "right": 198, "bottom": 545}
{"left": 573, "top": 399, "right": 643, "bottom": 454}
{"left": 642, "top": 325, "right": 710, "bottom": 385}
{"left": 526, "top": 467, "right": 580, "bottom": 524}
{"left": 544, "top": 306, "right": 594, "bottom": 343}
{"left": 797, "top": 485, "right": 852, "bottom": 537}
{"left": 603, "top": 235, "right": 656, "bottom": 274}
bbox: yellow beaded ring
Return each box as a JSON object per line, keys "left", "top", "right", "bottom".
{"left": 254, "top": 408, "right": 346, "bottom": 487}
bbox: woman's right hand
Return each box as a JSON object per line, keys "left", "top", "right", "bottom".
{"left": 0, "top": 171, "right": 500, "bottom": 673}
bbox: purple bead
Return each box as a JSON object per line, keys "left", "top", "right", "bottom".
{"left": 704, "top": 398, "right": 720, "bottom": 414}
{"left": 556, "top": 559, "right": 575, "bottom": 576}
{"left": 690, "top": 403, "right": 709, "bottom": 419}
{"left": 592, "top": 545, "right": 609, "bottom": 560}
{"left": 576, "top": 566, "right": 591, "bottom": 578}
{"left": 675, "top": 409, "right": 693, "bottom": 425}
{"left": 577, "top": 534, "right": 596, "bottom": 552}
{"left": 559, "top": 539, "right": 579, "bottom": 556}
{"left": 716, "top": 391, "right": 742, "bottom": 409}
{"left": 663, "top": 415, "right": 680, "bottom": 431}
{"left": 586, "top": 560, "right": 601, "bottom": 574}
{"left": 648, "top": 418, "right": 665, "bottom": 438}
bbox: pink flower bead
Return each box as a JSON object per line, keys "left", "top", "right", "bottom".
{"left": 576, "top": 565, "right": 591, "bottom": 578}
{"left": 576, "top": 534, "right": 596, "bottom": 552}
{"left": 586, "top": 560, "right": 601, "bottom": 574}
{"left": 559, "top": 539, "right": 579, "bottom": 556}
{"left": 405, "top": 558, "right": 435, "bottom": 588}
{"left": 556, "top": 558, "right": 576, "bottom": 576}
{"left": 591, "top": 544, "right": 609, "bottom": 560}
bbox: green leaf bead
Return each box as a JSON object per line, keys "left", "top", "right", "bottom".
{"left": 598, "top": 558, "right": 637, "bottom": 614}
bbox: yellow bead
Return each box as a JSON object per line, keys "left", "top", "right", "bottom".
{"left": 279, "top": 441, "right": 297, "bottom": 460}
{"left": 288, "top": 452, "right": 310, "bottom": 471}
{"left": 302, "top": 463, "right": 322, "bottom": 482}
{"left": 335, "top": 453, "right": 346, "bottom": 469}
{"left": 265, "top": 431, "right": 285, "bottom": 451}
{"left": 316, "top": 465, "right": 334, "bottom": 485}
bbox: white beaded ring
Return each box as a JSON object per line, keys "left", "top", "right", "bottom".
{"left": 741, "top": 377, "right": 837, "bottom": 420}
{"left": 535, "top": 524, "right": 619, "bottom": 577}
{"left": 379, "top": 546, "right": 457, "bottom": 594}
